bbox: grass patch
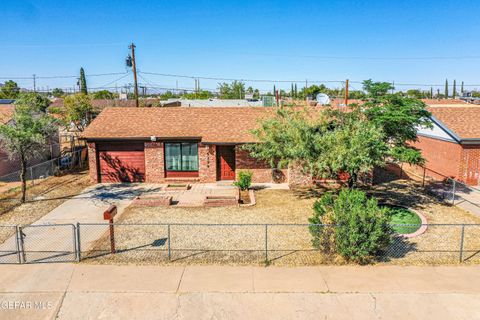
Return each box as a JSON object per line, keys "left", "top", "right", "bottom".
{"left": 384, "top": 205, "right": 422, "bottom": 234}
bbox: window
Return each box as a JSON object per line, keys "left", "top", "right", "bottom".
{"left": 165, "top": 142, "right": 198, "bottom": 171}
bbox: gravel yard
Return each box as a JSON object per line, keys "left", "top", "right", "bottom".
{"left": 83, "top": 180, "right": 480, "bottom": 266}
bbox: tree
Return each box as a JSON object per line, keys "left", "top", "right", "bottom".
{"left": 92, "top": 90, "right": 116, "bottom": 100}
{"left": 246, "top": 80, "right": 432, "bottom": 187}
{"left": 309, "top": 188, "right": 392, "bottom": 264}
{"left": 218, "top": 81, "right": 245, "bottom": 99}
{"left": 182, "top": 90, "right": 213, "bottom": 99}
{"left": 453, "top": 80, "right": 456, "bottom": 99}
{"left": 62, "top": 93, "right": 94, "bottom": 133}
{"left": 0, "top": 80, "right": 20, "bottom": 99}
{"left": 406, "top": 89, "right": 424, "bottom": 99}
{"left": 362, "top": 79, "right": 394, "bottom": 98}
{"left": 445, "top": 79, "right": 448, "bottom": 98}
{"left": 298, "top": 84, "right": 328, "bottom": 99}
{"left": 461, "top": 81, "right": 464, "bottom": 94}
{"left": 52, "top": 88, "right": 65, "bottom": 98}
{"left": 0, "top": 93, "right": 57, "bottom": 202}
{"left": 294, "top": 83, "right": 298, "bottom": 98}
{"left": 79, "top": 67, "right": 88, "bottom": 94}
{"left": 245, "top": 106, "right": 388, "bottom": 188}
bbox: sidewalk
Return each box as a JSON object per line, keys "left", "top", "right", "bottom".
{"left": 0, "top": 264, "right": 479, "bottom": 319}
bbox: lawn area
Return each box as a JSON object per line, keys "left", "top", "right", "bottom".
{"left": 0, "top": 171, "right": 90, "bottom": 245}
{"left": 383, "top": 205, "right": 422, "bottom": 234}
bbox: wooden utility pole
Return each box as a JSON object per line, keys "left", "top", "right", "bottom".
{"left": 344, "top": 79, "right": 349, "bottom": 105}
{"left": 129, "top": 43, "right": 139, "bottom": 107}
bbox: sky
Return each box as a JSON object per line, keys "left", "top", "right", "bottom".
{"left": 1, "top": 0, "right": 480, "bottom": 93}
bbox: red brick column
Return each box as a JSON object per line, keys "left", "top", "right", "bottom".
{"left": 199, "top": 143, "right": 216, "bottom": 182}
{"left": 87, "top": 142, "right": 98, "bottom": 183}
{"left": 144, "top": 142, "right": 164, "bottom": 183}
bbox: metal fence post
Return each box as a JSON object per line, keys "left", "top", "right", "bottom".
{"left": 452, "top": 180, "right": 457, "bottom": 205}
{"left": 264, "top": 224, "right": 268, "bottom": 264}
{"left": 167, "top": 224, "right": 171, "bottom": 260}
{"left": 17, "top": 226, "right": 26, "bottom": 263}
{"left": 15, "top": 226, "right": 22, "bottom": 264}
{"left": 76, "top": 223, "right": 81, "bottom": 262}
{"left": 459, "top": 224, "right": 465, "bottom": 263}
{"left": 30, "top": 167, "right": 34, "bottom": 186}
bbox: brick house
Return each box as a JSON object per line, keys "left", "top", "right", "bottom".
{"left": 412, "top": 103, "right": 480, "bottom": 186}
{"left": 81, "top": 107, "right": 311, "bottom": 184}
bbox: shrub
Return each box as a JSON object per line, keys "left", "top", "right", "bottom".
{"left": 234, "top": 171, "right": 253, "bottom": 190}
{"left": 309, "top": 188, "right": 392, "bottom": 264}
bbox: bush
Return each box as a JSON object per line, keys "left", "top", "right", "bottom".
{"left": 234, "top": 171, "right": 253, "bottom": 190}
{"left": 309, "top": 188, "right": 392, "bottom": 264}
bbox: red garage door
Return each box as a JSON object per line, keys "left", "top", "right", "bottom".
{"left": 97, "top": 142, "right": 145, "bottom": 183}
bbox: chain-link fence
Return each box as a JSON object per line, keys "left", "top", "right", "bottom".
{"left": 382, "top": 162, "right": 480, "bottom": 210}
{"left": 75, "top": 222, "right": 480, "bottom": 266}
{"left": 0, "top": 148, "right": 87, "bottom": 185}
{"left": 1, "top": 222, "right": 479, "bottom": 265}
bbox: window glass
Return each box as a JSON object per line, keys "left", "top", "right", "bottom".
{"left": 181, "top": 143, "right": 198, "bottom": 171}
{"left": 165, "top": 142, "right": 198, "bottom": 171}
{"left": 165, "top": 143, "right": 181, "bottom": 170}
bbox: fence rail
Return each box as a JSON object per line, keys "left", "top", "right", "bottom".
{"left": 0, "top": 222, "right": 479, "bottom": 265}
{"left": 0, "top": 148, "right": 87, "bottom": 185}
{"left": 383, "top": 162, "right": 480, "bottom": 210}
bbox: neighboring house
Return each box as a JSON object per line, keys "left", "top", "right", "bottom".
{"left": 81, "top": 107, "right": 313, "bottom": 184}
{"left": 413, "top": 102, "right": 480, "bottom": 185}
{"left": 165, "top": 99, "right": 263, "bottom": 107}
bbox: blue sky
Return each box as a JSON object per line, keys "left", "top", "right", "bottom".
{"left": 1, "top": 0, "right": 479, "bottom": 93}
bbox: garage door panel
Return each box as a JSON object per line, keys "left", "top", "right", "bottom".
{"left": 98, "top": 145, "right": 145, "bottom": 183}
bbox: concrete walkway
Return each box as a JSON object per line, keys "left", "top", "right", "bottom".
{"left": 0, "top": 264, "right": 479, "bottom": 319}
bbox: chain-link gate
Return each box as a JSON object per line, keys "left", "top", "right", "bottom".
{"left": 18, "top": 224, "right": 77, "bottom": 263}
{"left": 0, "top": 226, "right": 21, "bottom": 264}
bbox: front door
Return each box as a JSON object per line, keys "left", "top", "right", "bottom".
{"left": 217, "top": 146, "right": 236, "bottom": 180}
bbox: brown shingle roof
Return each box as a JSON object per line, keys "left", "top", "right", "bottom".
{"left": 428, "top": 106, "right": 480, "bottom": 140}
{"left": 82, "top": 107, "right": 288, "bottom": 143}
{"left": 0, "top": 105, "right": 15, "bottom": 124}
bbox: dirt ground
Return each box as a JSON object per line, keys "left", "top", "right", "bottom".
{"left": 82, "top": 178, "right": 480, "bottom": 266}
{"left": 0, "top": 171, "right": 90, "bottom": 245}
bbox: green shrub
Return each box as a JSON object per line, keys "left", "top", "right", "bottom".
{"left": 309, "top": 188, "right": 392, "bottom": 264}
{"left": 234, "top": 171, "right": 253, "bottom": 190}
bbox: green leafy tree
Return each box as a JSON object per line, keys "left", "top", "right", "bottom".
{"left": 92, "top": 90, "right": 116, "bottom": 100}
{"left": 247, "top": 80, "right": 431, "bottom": 187}
{"left": 309, "top": 188, "right": 392, "bottom": 264}
{"left": 218, "top": 81, "right": 245, "bottom": 99}
{"left": 52, "top": 88, "right": 65, "bottom": 98}
{"left": 182, "top": 90, "right": 213, "bottom": 99}
{"left": 0, "top": 80, "right": 20, "bottom": 99}
{"left": 362, "top": 79, "right": 394, "bottom": 98}
{"left": 0, "top": 93, "right": 57, "bottom": 202}
{"left": 452, "top": 80, "right": 456, "bottom": 99}
{"left": 79, "top": 67, "right": 88, "bottom": 94}
{"left": 246, "top": 106, "right": 388, "bottom": 188}
{"left": 63, "top": 93, "right": 94, "bottom": 133}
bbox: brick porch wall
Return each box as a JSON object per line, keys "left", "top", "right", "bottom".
{"left": 198, "top": 144, "right": 217, "bottom": 183}
{"left": 87, "top": 142, "right": 98, "bottom": 183}
{"left": 235, "top": 147, "right": 288, "bottom": 183}
{"left": 144, "top": 142, "right": 164, "bottom": 182}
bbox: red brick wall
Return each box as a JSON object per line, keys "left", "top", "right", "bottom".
{"left": 459, "top": 145, "right": 480, "bottom": 185}
{"left": 235, "top": 147, "right": 287, "bottom": 183}
{"left": 144, "top": 142, "right": 164, "bottom": 182}
{"left": 410, "top": 135, "right": 463, "bottom": 180}
{"left": 199, "top": 144, "right": 217, "bottom": 183}
{"left": 87, "top": 142, "right": 98, "bottom": 183}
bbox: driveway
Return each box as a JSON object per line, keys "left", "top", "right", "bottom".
{"left": 0, "top": 184, "right": 162, "bottom": 263}
{"left": 0, "top": 264, "right": 479, "bottom": 319}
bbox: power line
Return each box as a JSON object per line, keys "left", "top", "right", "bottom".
{"left": 138, "top": 71, "right": 343, "bottom": 84}
{"left": 0, "top": 72, "right": 128, "bottom": 80}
